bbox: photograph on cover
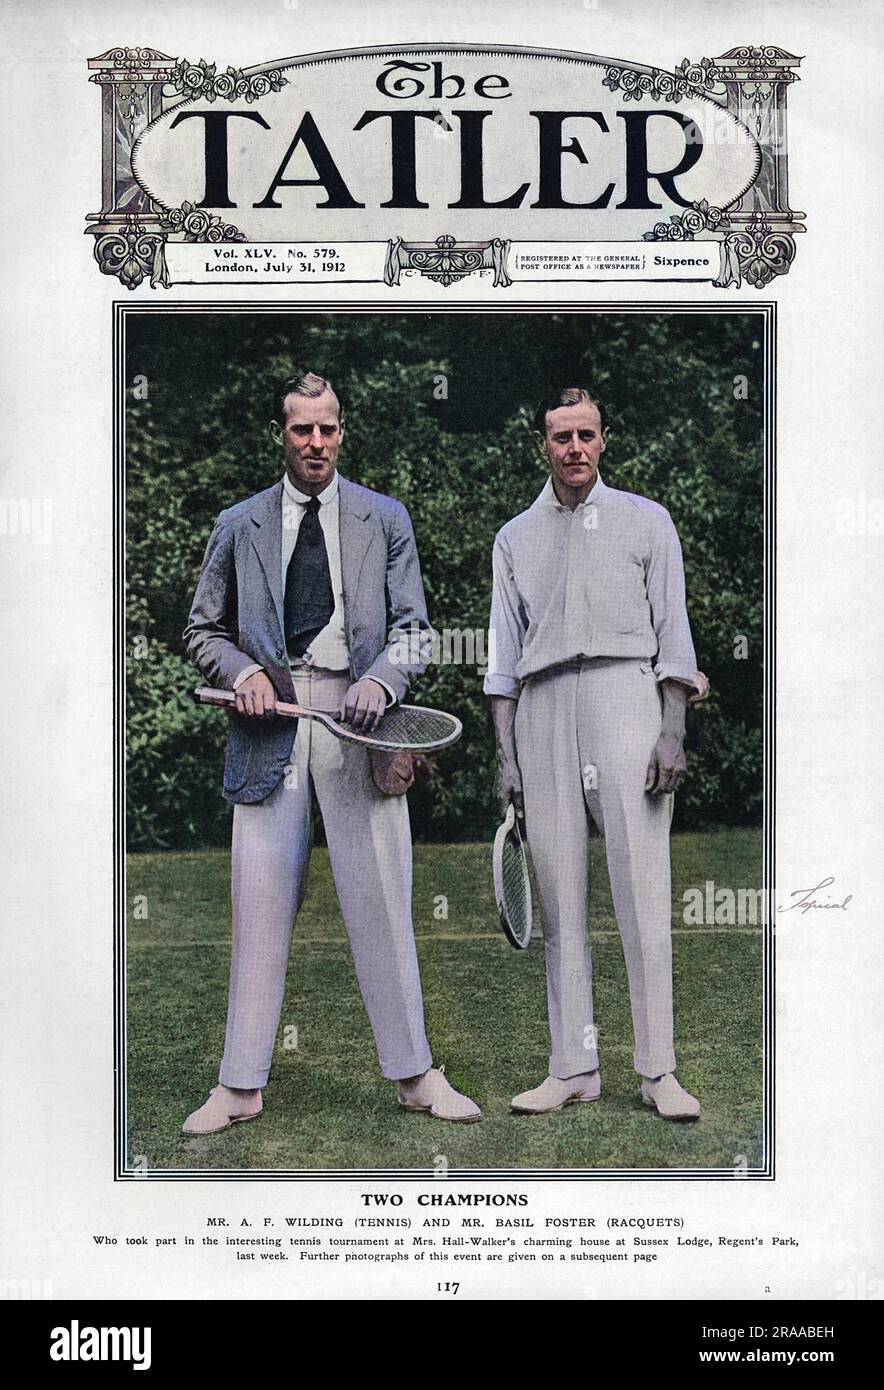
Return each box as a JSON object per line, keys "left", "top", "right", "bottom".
{"left": 120, "top": 305, "right": 769, "bottom": 1178}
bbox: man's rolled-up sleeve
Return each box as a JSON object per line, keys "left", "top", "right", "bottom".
{"left": 646, "top": 512, "right": 698, "bottom": 688}
{"left": 483, "top": 533, "right": 525, "bottom": 699}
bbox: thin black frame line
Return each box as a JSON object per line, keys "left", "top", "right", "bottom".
{"left": 114, "top": 299, "right": 774, "bottom": 1182}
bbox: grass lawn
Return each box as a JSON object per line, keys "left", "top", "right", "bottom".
{"left": 126, "top": 828, "right": 764, "bottom": 1173}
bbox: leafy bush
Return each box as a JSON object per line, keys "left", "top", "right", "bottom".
{"left": 126, "top": 312, "right": 764, "bottom": 847}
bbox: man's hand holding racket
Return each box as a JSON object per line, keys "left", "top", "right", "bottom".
{"left": 497, "top": 747, "right": 524, "bottom": 820}
{"left": 233, "top": 672, "right": 387, "bottom": 732}
{"left": 339, "top": 676, "right": 388, "bottom": 732}
{"left": 234, "top": 670, "right": 277, "bottom": 718}
{"left": 194, "top": 687, "right": 462, "bottom": 753}
{"left": 490, "top": 695, "right": 524, "bottom": 824}
{"left": 489, "top": 696, "right": 532, "bottom": 950}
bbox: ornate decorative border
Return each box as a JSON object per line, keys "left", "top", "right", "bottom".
{"left": 714, "top": 213, "right": 798, "bottom": 290}
{"left": 384, "top": 235, "right": 512, "bottom": 288}
{"left": 94, "top": 214, "right": 169, "bottom": 291}
{"left": 159, "top": 202, "right": 246, "bottom": 243}
{"left": 602, "top": 56, "right": 722, "bottom": 101}
{"left": 642, "top": 200, "right": 732, "bottom": 242}
{"left": 168, "top": 58, "right": 287, "bottom": 103}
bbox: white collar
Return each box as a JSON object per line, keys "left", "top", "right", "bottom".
{"left": 282, "top": 471, "right": 339, "bottom": 506}
{"left": 535, "top": 472, "right": 606, "bottom": 510}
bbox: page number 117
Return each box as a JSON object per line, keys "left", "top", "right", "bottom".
{"left": 437, "top": 1282, "right": 460, "bottom": 1294}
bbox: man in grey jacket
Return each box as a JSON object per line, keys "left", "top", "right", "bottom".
{"left": 182, "top": 370, "right": 480, "bottom": 1133}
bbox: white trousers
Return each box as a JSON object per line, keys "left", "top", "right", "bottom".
{"left": 514, "top": 657, "right": 677, "bottom": 1080}
{"left": 219, "top": 667, "right": 433, "bottom": 1088}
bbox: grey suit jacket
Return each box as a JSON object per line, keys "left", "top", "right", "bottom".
{"left": 183, "top": 474, "right": 433, "bottom": 804}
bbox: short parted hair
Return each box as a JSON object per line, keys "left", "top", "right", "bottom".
{"left": 272, "top": 371, "right": 342, "bottom": 427}
{"left": 532, "top": 386, "right": 607, "bottom": 436}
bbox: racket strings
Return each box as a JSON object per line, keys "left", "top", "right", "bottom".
{"left": 501, "top": 831, "right": 530, "bottom": 937}
{"left": 374, "top": 706, "right": 458, "bottom": 748}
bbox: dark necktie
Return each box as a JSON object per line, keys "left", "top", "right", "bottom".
{"left": 284, "top": 495, "right": 334, "bottom": 658}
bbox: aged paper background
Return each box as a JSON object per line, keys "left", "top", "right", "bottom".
{"left": 1, "top": 0, "right": 881, "bottom": 1299}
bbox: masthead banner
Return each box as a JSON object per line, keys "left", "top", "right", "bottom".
{"left": 86, "top": 43, "right": 804, "bottom": 290}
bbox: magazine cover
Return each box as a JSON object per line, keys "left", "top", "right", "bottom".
{"left": 1, "top": 0, "right": 881, "bottom": 1338}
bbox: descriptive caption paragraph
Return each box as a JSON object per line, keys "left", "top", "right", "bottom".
{"left": 90, "top": 1204, "right": 800, "bottom": 1269}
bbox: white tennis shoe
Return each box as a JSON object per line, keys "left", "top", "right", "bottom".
{"left": 511, "top": 1072, "right": 601, "bottom": 1113}
{"left": 397, "top": 1066, "right": 482, "bottom": 1123}
{"left": 182, "top": 1085, "right": 263, "bottom": 1135}
{"left": 640, "top": 1073, "right": 700, "bottom": 1120}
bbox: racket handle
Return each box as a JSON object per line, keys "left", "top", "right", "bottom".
{"left": 192, "top": 687, "right": 236, "bottom": 711}
{"left": 192, "top": 687, "right": 304, "bottom": 720}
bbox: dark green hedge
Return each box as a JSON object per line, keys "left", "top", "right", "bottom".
{"left": 126, "top": 311, "right": 764, "bottom": 848}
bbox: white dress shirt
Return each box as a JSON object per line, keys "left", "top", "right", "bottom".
{"left": 483, "top": 473, "right": 698, "bottom": 698}
{"left": 234, "top": 472, "right": 394, "bottom": 703}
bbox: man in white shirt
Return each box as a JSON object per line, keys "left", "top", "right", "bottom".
{"left": 485, "top": 386, "right": 704, "bottom": 1122}
{"left": 181, "top": 371, "right": 481, "bottom": 1134}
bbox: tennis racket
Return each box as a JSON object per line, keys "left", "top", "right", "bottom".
{"left": 192, "top": 687, "right": 462, "bottom": 753}
{"left": 492, "top": 801, "right": 533, "bottom": 950}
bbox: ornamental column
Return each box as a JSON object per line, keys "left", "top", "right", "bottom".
{"left": 85, "top": 47, "right": 177, "bottom": 288}
{"left": 712, "top": 46, "right": 805, "bottom": 288}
